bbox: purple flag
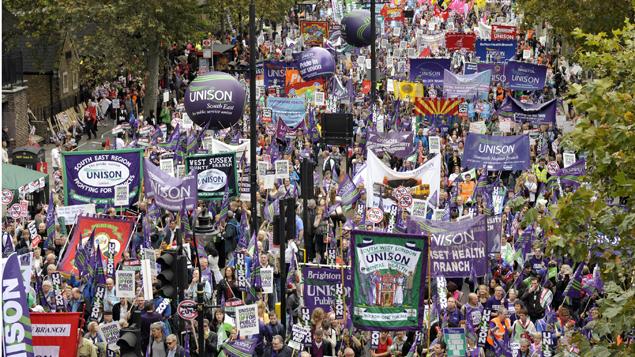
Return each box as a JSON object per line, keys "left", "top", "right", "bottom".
{"left": 45, "top": 190, "right": 56, "bottom": 247}
{"left": 499, "top": 96, "right": 557, "bottom": 125}
{"left": 221, "top": 338, "right": 258, "bottom": 357}
{"left": 556, "top": 159, "right": 586, "bottom": 188}
{"left": 2, "top": 253, "right": 34, "bottom": 356}
{"left": 143, "top": 158, "right": 198, "bottom": 211}
{"left": 564, "top": 263, "right": 585, "bottom": 300}
{"left": 338, "top": 175, "right": 361, "bottom": 210}
{"left": 218, "top": 182, "right": 231, "bottom": 223}
{"left": 3, "top": 232, "right": 14, "bottom": 257}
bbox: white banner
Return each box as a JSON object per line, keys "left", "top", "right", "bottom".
{"left": 365, "top": 151, "right": 441, "bottom": 208}
{"left": 236, "top": 304, "right": 259, "bottom": 336}
{"left": 56, "top": 204, "right": 96, "bottom": 224}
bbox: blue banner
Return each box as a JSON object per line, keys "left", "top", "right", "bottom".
{"left": 463, "top": 134, "right": 530, "bottom": 171}
{"left": 475, "top": 40, "right": 517, "bottom": 63}
{"left": 268, "top": 96, "right": 307, "bottom": 127}
{"left": 264, "top": 60, "right": 293, "bottom": 88}
{"left": 409, "top": 58, "right": 451, "bottom": 85}
{"left": 505, "top": 61, "right": 547, "bottom": 91}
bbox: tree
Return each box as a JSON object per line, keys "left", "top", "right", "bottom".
{"left": 515, "top": 0, "right": 635, "bottom": 42}
{"left": 541, "top": 22, "right": 635, "bottom": 356}
{"left": 4, "top": 0, "right": 293, "bottom": 115}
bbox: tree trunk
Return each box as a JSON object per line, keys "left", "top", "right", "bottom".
{"left": 144, "top": 40, "right": 161, "bottom": 120}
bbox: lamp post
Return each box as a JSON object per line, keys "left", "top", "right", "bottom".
{"left": 249, "top": 0, "right": 258, "bottom": 241}
{"left": 370, "top": 0, "right": 377, "bottom": 108}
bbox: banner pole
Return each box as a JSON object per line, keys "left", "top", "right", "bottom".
{"left": 426, "top": 234, "right": 432, "bottom": 351}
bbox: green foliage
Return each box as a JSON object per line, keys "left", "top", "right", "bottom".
{"left": 542, "top": 22, "right": 635, "bottom": 356}
{"left": 514, "top": 0, "right": 635, "bottom": 42}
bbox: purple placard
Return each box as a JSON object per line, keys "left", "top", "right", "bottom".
{"left": 366, "top": 130, "right": 415, "bottom": 158}
{"left": 409, "top": 58, "right": 451, "bottom": 85}
{"left": 463, "top": 134, "right": 530, "bottom": 171}
{"left": 505, "top": 61, "right": 547, "bottom": 91}
{"left": 62, "top": 149, "right": 143, "bottom": 210}
{"left": 143, "top": 158, "right": 198, "bottom": 211}
{"left": 408, "top": 215, "right": 489, "bottom": 278}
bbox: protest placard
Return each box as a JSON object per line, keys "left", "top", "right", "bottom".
{"left": 116, "top": 270, "right": 136, "bottom": 298}
{"left": 101, "top": 322, "right": 121, "bottom": 346}
{"left": 114, "top": 184, "right": 129, "bottom": 206}
{"left": 236, "top": 304, "right": 259, "bottom": 336}
{"left": 160, "top": 158, "right": 175, "bottom": 177}
{"left": 261, "top": 267, "right": 274, "bottom": 294}
{"left": 275, "top": 160, "right": 290, "bottom": 179}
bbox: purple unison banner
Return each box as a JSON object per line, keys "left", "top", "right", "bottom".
{"left": 2, "top": 253, "right": 34, "bottom": 356}
{"left": 556, "top": 159, "right": 586, "bottom": 187}
{"left": 463, "top": 134, "right": 530, "bottom": 171}
{"left": 367, "top": 130, "right": 415, "bottom": 158}
{"left": 264, "top": 60, "right": 293, "bottom": 88}
{"left": 500, "top": 96, "right": 556, "bottom": 125}
{"left": 409, "top": 58, "right": 451, "bottom": 85}
{"left": 475, "top": 39, "right": 517, "bottom": 63}
{"left": 476, "top": 63, "right": 507, "bottom": 85}
{"left": 222, "top": 338, "right": 258, "bottom": 357}
{"left": 143, "top": 158, "right": 198, "bottom": 211}
{"left": 443, "top": 69, "right": 491, "bottom": 100}
{"left": 407, "top": 215, "right": 488, "bottom": 278}
{"left": 62, "top": 149, "right": 143, "bottom": 210}
{"left": 302, "top": 266, "right": 352, "bottom": 314}
{"left": 505, "top": 61, "right": 547, "bottom": 90}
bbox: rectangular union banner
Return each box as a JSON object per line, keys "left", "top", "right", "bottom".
{"left": 463, "top": 134, "right": 530, "bottom": 171}
{"left": 409, "top": 58, "right": 451, "bottom": 85}
{"left": 62, "top": 149, "right": 143, "bottom": 210}
{"left": 31, "top": 312, "right": 82, "bottom": 357}
{"left": 505, "top": 61, "right": 547, "bottom": 91}
{"left": 407, "top": 215, "right": 488, "bottom": 278}
{"left": 443, "top": 70, "right": 491, "bottom": 100}
{"left": 499, "top": 96, "right": 557, "bottom": 125}
{"left": 300, "top": 21, "right": 329, "bottom": 47}
{"left": 302, "top": 266, "right": 352, "bottom": 315}
{"left": 58, "top": 215, "right": 135, "bottom": 276}
{"left": 267, "top": 96, "right": 307, "bottom": 127}
{"left": 185, "top": 152, "right": 238, "bottom": 200}
{"left": 475, "top": 40, "right": 517, "bottom": 63}
{"left": 366, "top": 130, "right": 415, "bottom": 159}
{"left": 351, "top": 230, "right": 428, "bottom": 330}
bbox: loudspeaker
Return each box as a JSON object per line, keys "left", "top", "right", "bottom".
{"left": 300, "top": 159, "right": 315, "bottom": 199}
{"left": 285, "top": 198, "right": 296, "bottom": 242}
{"left": 321, "top": 113, "right": 354, "bottom": 145}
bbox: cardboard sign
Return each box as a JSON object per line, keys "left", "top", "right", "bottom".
{"left": 563, "top": 152, "right": 576, "bottom": 168}
{"left": 261, "top": 266, "right": 274, "bottom": 294}
{"left": 159, "top": 158, "right": 175, "bottom": 177}
{"left": 275, "top": 160, "right": 290, "bottom": 179}
{"left": 114, "top": 184, "right": 129, "bottom": 206}
{"left": 236, "top": 304, "right": 259, "bottom": 336}
{"left": 314, "top": 91, "right": 325, "bottom": 106}
{"left": 429, "top": 136, "right": 441, "bottom": 154}
{"left": 115, "top": 270, "right": 136, "bottom": 298}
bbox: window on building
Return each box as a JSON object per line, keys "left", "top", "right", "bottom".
{"left": 73, "top": 71, "right": 79, "bottom": 90}
{"left": 62, "top": 71, "right": 69, "bottom": 93}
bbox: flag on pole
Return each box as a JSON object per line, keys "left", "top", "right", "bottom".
{"left": 564, "top": 263, "right": 586, "bottom": 301}
{"left": 2, "top": 232, "right": 14, "bottom": 257}
{"left": 45, "top": 190, "right": 57, "bottom": 249}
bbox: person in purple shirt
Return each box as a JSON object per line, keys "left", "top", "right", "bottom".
{"left": 485, "top": 285, "right": 507, "bottom": 313}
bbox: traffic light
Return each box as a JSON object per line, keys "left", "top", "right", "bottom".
{"left": 117, "top": 327, "right": 141, "bottom": 357}
{"left": 157, "top": 250, "right": 178, "bottom": 299}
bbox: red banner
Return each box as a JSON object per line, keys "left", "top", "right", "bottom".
{"left": 380, "top": 5, "right": 405, "bottom": 22}
{"left": 58, "top": 215, "right": 135, "bottom": 276}
{"left": 300, "top": 21, "right": 329, "bottom": 47}
{"left": 445, "top": 32, "right": 476, "bottom": 51}
{"left": 414, "top": 98, "right": 463, "bottom": 116}
{"left": 491, "top": 25, "right": 517, "bottom": 40}
{"left": 32, "top": 312, "right": 82, "bottom": 357}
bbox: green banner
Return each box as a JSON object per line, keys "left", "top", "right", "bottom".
{"left": 443, "top": 328, "right": 467, "bottom": 357}
{"left": 351, "top": 230, "right": 428, "bottom": 331}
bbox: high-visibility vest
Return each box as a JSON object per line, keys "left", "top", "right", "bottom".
{"left": 487, "top": 317, "right": 511, "bottom": 346}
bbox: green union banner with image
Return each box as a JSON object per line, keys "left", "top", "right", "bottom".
{"left": 351, "top": 230, "right": 428, "bottom": 330}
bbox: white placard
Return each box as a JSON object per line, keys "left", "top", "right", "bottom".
{"left": 387, "top": 79, "right": 394, "bottom": 92}
{"left": 57, "top": 205, "right": 97, "bottom": 225}
{"left": 141, "top": 259, "right": 154, "bottom": 301}
{"left": 160, "top": 158, "right": 175, "bottom": 177}
{"left": 469, "top": 121, "right": 487, "bottom": 134}
{"left": 314, "top": 91, "right": 325, "bottom": 106}
{"left": 408, "top": 48, "right": 416, "bottom": 58}
{"left": 365, "top": 58, "right": 372, "bottom": 69}
{"left": 523, "top": 49, "right": 532, "bottom": 60}
{"left": 275, "top": 160, "right": 290, "bottom": 179}
{"left": 143, "top": 248, "right": 157, "bottom": 277}
{"left": 357, "top": 56, "right": 366, "bottom": 67}
{"left": 263, "top": 175, "right": 275, "bottom": 189}
{"left": 163, "top": 91, "right": 170, "bottom": 103}
{"left": 236, "top": 304, "right": 259, "bottom": 336}
{"left": 257, "top": 161, "right": 270, "bottom": 177}
{"left": 114, "top": 184, "right": 129, "bottom": 206}
{"left": 176, "top": 164, "right": 186, "bottom": 178}
{"left": 101, "top": 322, "right": 121, "bottom": 346}
{"left": 33, "top": 347, "right": 60, "bottom": 356}
{"left": 429, "top": 136, "right": 441, "bottom": 154}
{"left": 563, "top": 152, "right": 576, "bottom": 168}
{"left": 410, "top": 199, "right": 427, "bottom": 218}
{"left": 393, "top": 27, "right": 401, "bottom": 37}
{"left": 261, "top": 266, "right": 274, "bottom": 294}
{"left": 115, "top": 270, "right": 136, "bottom": 298}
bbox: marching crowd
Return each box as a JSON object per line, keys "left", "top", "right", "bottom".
{"left": 2, "top": 0, "right": 608, "bottom": 357}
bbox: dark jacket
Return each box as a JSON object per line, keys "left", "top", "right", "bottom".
{"left": 264, "top": 345, "right": 293, "bottom": 357}
{"left": 310, "top": 340, "right": 334, "bottom": 357}
{"left": 521, "top": 288, "right": 544, "bottom": 321}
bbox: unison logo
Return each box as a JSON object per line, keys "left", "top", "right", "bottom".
{"left": 478, "top": 143, "right": 515, "bottom": 155}
{"left": 188, "top": 89, "right": 233, "bottom": 103}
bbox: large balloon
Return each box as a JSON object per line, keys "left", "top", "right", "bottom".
{"left": 341, "top": 10, "right": 373, "bottom": 47}
{"left": 184, "top": 71, "right": 246, "bottom": 129}
{"left": 297, "top": 47, "right": 335, "bottom": 80}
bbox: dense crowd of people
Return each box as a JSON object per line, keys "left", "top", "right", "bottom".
{"left": 2, "top": 0, "right": 607, "bottom": 357}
